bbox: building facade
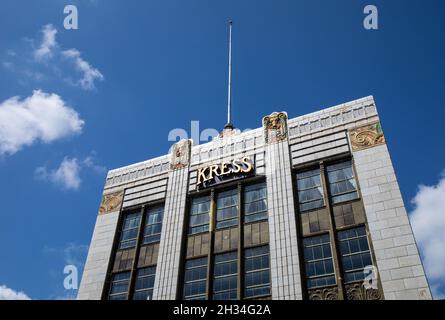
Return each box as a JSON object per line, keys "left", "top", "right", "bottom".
{"left": 77, "top": 96, "right": 432, "bottom": 300}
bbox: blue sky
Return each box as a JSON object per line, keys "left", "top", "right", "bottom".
{"left": 0, "top": 0, "right": 444, "bottom": 299}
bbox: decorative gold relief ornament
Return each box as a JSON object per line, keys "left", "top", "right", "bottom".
{"left": 349, "top": 122, "right": 385, "bottom": 151}
{"left": 99, "top": 190, "right": 124, "bottom": 215}
{"left": 263, "top": 111, "right": 288, "bottom": 144}
{"left": 170, "top": 139, "right": 192, "bottom": 170}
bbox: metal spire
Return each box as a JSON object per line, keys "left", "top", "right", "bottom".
{"left": 224, "top": 20, "right": 234, "bottom": 130}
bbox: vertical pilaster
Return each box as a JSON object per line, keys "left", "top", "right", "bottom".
{"left": 263, "top": 112, "right": 303, "bottom": 300}
{"left": 152, "top": 140, "right": 192, "bottom": 300}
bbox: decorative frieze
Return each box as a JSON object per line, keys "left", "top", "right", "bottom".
{"left": 170, "top": 139, "right": 192, "bottom": 170}
{"left": 287, "top": 98, "right": 377, "bottom": 139}
{"left": 349, "top": 122, "right": 385, "bottom": 151}
{"left": 99, "top": 190, "right": 124, "bottom": 215}
{"left": 345, "top": 282, "right": 383, "bottom": 300}
{"left": 263, "top": 111, "right": 288, "bottom": 144}
{"left": 105, "top": 155, "right": 170, "bottom": 189}
{"left": 308, "top": 286, "right": 339, "bottom": 300}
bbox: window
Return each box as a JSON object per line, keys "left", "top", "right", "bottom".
{"left": 303, "top": 234, "right": 336, "bottom": 289}
{"left": 244, "top": 183, "right": 268, "bottom": 223}
{"left": 296, "top": 169, "right": 325, "bottom": 212}
{"left": 119, "top": 212, "right": 141, "bottom": 249}
{"left": 189, "top": 195, "right": 211, "bottom": 235}
{"left": 143, "top": 205, "right": 163, "bottom": 244}
{"left": 338, "top": 226, "right": 372, "bottom": 283}
{"left": 216, "top": 189, "right": 238, "bottom": 229}
{"left": 244, "top": 246, "right": 270, "bottom": 299}
{"left": 108, "top": 271, "right": 130, "bottom": 300}
{"left": 183, "top": 257, "right": 208, "bottom": 300}
{"left": 133, "top": 266, "right": 156, "bottom": 300}
{"left": 213, "top": 251, "right": 237, "bottom": 300}
{"left": 327, "top": 161, "right": 358, "bottom": 204}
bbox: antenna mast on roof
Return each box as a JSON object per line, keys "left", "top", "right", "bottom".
{"left": 224, "top": 20, "right": 234, "bottom": 130}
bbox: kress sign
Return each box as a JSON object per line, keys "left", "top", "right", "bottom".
{"left": 196, "top": 157, "right": 254, "bottom": 188}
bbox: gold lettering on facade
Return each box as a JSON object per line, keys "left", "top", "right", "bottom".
{"left": 231, "top": 159, "right": 242, "bottom": 173}
{"left": 196, "top": 157, "right": 254, "bottom": 187}
{"left": 240, "top": 156, "right": 253, "bottom": 173}
{"left": 220, "top": 162, "right": 231, "bottom": 175}
{"left": 209, "top": 165, "right": 220, "bottom": 180}
{"left": 197, "top": 167, "right": 209, "bottom": 185}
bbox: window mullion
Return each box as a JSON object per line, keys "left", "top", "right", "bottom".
{"left": 127, "top": 205, "right": 146, "bottom": 300}
{"left": 206, "top": 189, "right": 216, "bottom": 300}
{"left": 319, "top": 162, "right": 344, "bottom": 300}
{"left": 237, "top": 182, "right": 243, "bottom": 300}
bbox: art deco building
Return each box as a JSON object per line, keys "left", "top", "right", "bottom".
{"left": 78, "top": 96, "right": 432, "bottom": 300}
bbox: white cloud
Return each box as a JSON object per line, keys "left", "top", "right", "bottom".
{"left": 82, "top": 151, "right": 107, "bottom": 174}
{"left": 33, "top": 24, "right": 57, "bottom": 61}
{"left": 0, "top": 90, "right": 84, "bottom": 156}
{"left": 0, "top": 285, "right": 31, "bottom": 300}
{"left": 36, "top": 157, "right": 81, "bottom": 190}
{"left": 35, "top": 154, "right": 106, "bottom": 191}
{"left": 2, "top": 61, "right": 14, "bottom": 70}
{"left": 5, "top": 24, "right": 104, "bottom": 90}
{"left": 44, "top": 243, "right": 89, "bottom": 266}
{"left": 410, "top": 172, "right": 445, "bottom": 299}
{"left": 62, "top": 49, "right": 104, "bottom": 90}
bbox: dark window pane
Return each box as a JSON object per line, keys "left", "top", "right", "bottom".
{"left": 322, "top": 244, "right": 332, "bottom": 258}
{"left": 362, "top": 252, "right": 372, "bottom": 267}
{"left": 325, "top": 260, "right": 334, "bottom": 274}
{"left": 213, "top": 250, "right": 238, "bottom": 299}
{"left": 338, "top": 227, "right": 373, "bottom": 283}
{"left": 108, "top": 272, "right": 130, "bottom": 300}
{"left": 183, "top": 257, "right": 208, "bottom": 299}
{"left": 118, "top": 212, "right": 141, "bottom": 249}
{"left": 339, "top": 241, "right": 349, "bottom": 255}
{"left": 133, "top": 289, "right": 153, "bottom": 300}
{"left": 216, "top": 189, "right": 238, "bottom": 230}
{"left": 327, "top": 161, "right": 359, "bottom": 204}
{"left": 315, "top": 261, "right": 325, "bottom": 275}
{"left": 302, "top": 235, "right": 336, "bottom": 289}
{"left": 143, "top": 205, "right": 164, "bottom": 245}
{"left": 349, "top": 239, "right": 360, "bottom": 253}
{"left": 108, "top": 294, "right": 127, "bottom": 300}
{"left": 244, "top": 246, "right": 271, "bottom": 299}
{"left": 189, "top": 195, "right": 210, "bottom": 235}
{"left": 296, "top": 169, "right": 325, "bottom": 212}
{"left": 306, "top": 262, "right": 315, "bottom": 277}
{"left": 132, "top": 267, "right": 156, "bottom": 300}
{"left": 313, "top": 246, "right": 323, "bottom": 260}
